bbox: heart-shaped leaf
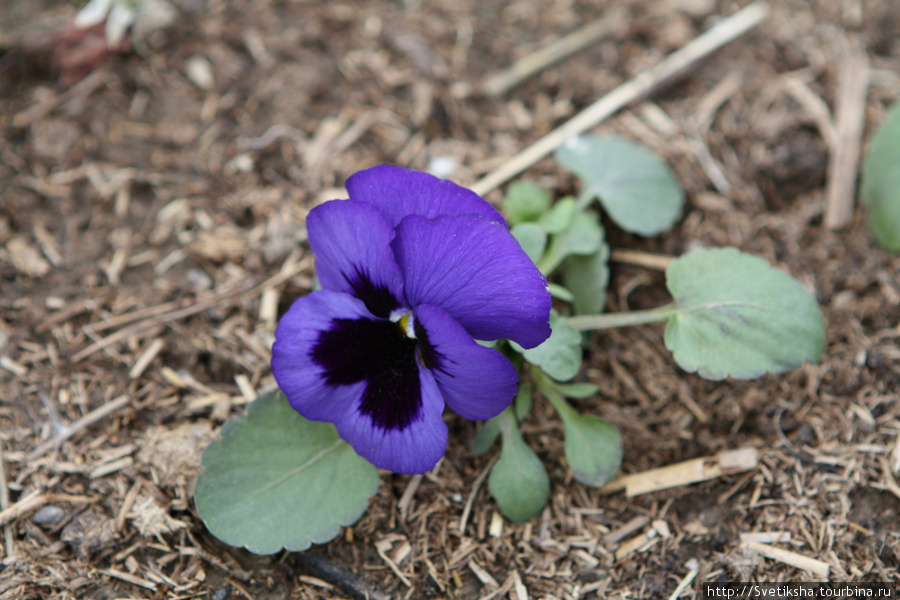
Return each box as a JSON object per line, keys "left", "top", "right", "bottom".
{"left": 195, "top": 391, "right": 379, "bottom": 554}
{"left": 861, "top": 102, "right": 900, "bottom": 252}
{"left": 488, "top": 409, "right": 549, "bottom": 522}
{"left": 556, "top": 135, "right": 684, "bottom": 236}
{"left": 664, "top": 247, "right": 825, "bottom": 380}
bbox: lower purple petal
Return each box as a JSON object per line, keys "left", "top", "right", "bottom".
{"left": 335, "top": 368, "right": 447, "bottom": 473}
{"left": 271, "top": 290, "right": 373, "bottom": 421}
{"left": 414, "top": 304, "right": 518, "bottom": 421}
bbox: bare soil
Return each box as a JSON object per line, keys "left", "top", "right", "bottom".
{"left": 1, "top": 0, "right": 899, "bottom": 598}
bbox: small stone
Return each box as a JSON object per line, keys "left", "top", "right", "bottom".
{"left": 32, "top": 505, "right": 66, "bottom": 526}
{"left": 211, "top": 588, "right": 229, "bottom": 600}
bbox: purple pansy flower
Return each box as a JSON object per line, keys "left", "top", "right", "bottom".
{"left": 272, "top": 165, "right": 551, "bottom": 473}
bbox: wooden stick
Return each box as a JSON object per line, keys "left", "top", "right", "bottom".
{"left": 824, "top": 47, "right": 869, "bottom": 230}
{"left": 610, "top": 248, "right": 673, "bottom": 271}
{"left": 742, "top": 540, "right": 831, "bottom": 579}
{"left": 600, "top": 447, "right": 759, "bottom": 496}
{"left": 470, "top": 1, "right": 771, "bottom": 196}
{"left": 479, "top": 7, "right": 627, "bottom": 97}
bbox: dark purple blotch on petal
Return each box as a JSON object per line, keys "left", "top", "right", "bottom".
{"left": 349, "top": 268, "right": 401, "bottom": 319}
{"left": 414, "top": 319, "right": 447, "bottom": 374}
{"left": 311, "top": 318, "right": 422, "bottom": 431}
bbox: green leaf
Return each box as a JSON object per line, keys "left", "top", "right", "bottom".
{"left": 555, "top": 398, "right": 621, "bottom": 487}
{"left": 556, "top": 135, "right": 684, "bottom": 236}
{"left": 471, "top": 416, "right": 501, "bottom": 457}
{"left": 511, "top": 222, "right": 547, "bottom": 264}
{"left": 862, "top": 102, "right": 900, "bottom": 252}
{"left": 539, "top": 197, "right": 577, "bottom": 234}
{"left": 510, "top": 312, "right": 582, "bottom": 381}
{"left": 537, "top": 210, "right": 604, "bottom": 275}
{"left": 195, "top": 391, "right": 379, "bottom": 554}
{"left": 488, "top": 409, "right": 550, "bottom": 522}
{"left": 562, "top": 230, "right": 610, "bottom": 315}
{"left": 664, "top": 247, "right": 825, "bottom": 380}
{"left": 505, "top": 180, "right": 552, "bottom": 224}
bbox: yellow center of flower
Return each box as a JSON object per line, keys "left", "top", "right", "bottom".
{"left": 390, "top": 309, "right": 416, "bottom": 339}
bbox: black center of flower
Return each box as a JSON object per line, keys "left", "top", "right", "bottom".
{"left": 312, "top": 317, "right": 422, "bottom": 431}
{"left": 350, "top": 270, "right": 400, "bottom": 319}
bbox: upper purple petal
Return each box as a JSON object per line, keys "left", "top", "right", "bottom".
{"left": 271, "top": 290, "right": 373, "bottom": 422}
{"left": 335, "top": 367, "right": 447, "bottom": 473}
{"left": 307, "top": 200, "right": 405, "bottom": 318}
{"left": 345, "top": 165, "right": 506, "bottom": 227}
{"left": 414, "top": 304, "right": 518, "bottom": 421}
{"left": 393, "top": 214, "right": 552, "bottom": 348}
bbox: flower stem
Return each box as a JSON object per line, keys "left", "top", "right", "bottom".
{"left": 566, "top": 303, "right": 678, "bottom": 331}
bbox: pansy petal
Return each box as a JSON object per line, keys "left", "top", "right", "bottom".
{"left": 393, "top": 214, "right": 552, "bottom": 348}
{"left": 272, "top": 290, "right": 374, "bottom": 421}
{"left": 336, "top": 368, "right": 447, "bottom": 473}
{"left": 414, "top": 304, "right": 518, "bottom": 421}
{"left": 346, "top": 165, "right": 505, "bottom": 227}
{"left": 307, "top": 200, "right": 405, "bottom": 319}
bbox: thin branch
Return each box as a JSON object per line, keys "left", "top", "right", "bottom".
{"left": 470, "top": 1, "right": 771, "bottom": 197}
{"left": 824, "top": 46, "right": 869, "bottom": 230}
{"left": 294, "top": 552, "right": 392, "bottom": 600}
{"left": 479, "top": 7, "right": 627, "bottom": 97}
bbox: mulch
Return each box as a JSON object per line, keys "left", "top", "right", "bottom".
{"left": 1, "top": 0, "right": 899, "bottom": 598}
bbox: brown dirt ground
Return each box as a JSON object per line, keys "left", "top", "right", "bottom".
{"left": 2, "top": 0, "right": 900, "bottom": 598}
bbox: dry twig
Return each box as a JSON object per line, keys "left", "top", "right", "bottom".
{"left": 479, "top": 7, "right": 627, "bottom": 97}
{"left": 471, "top": 1, "right": 771, "bottom": 196}
{"left": 824, "top": 47, "right": 869, "bottom": 230}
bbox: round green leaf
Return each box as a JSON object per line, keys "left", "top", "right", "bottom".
{"left": 556, "top": 135, "right": 684, "bottom": 236}
{"left": 505, "top": 180, "right": 552, "bottom": 224}
{"left": 510, "top": 312, "right": 581, "bottom": 382}
{"left": 511, "top": 222, "right": 547, "bottom": 265}
{"left": 862, "top": 102, "right": 900, "bottom": 252}
{"left": 195, "top": 391, "right": 379, "bottom": 554}
{"left": 561, "top": 409, "right": 621, "bottom": 488}
{"left": 488, "top": 411, "right": 550, "bottom": 522}
{"left": 664, "top": 247, "right": 825, "bottom": 380}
